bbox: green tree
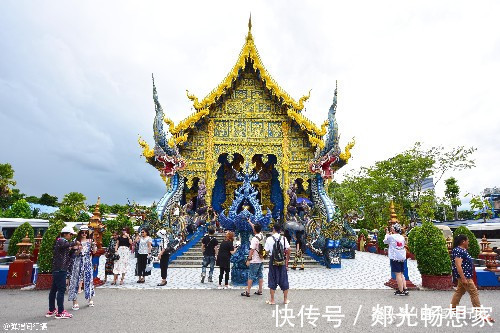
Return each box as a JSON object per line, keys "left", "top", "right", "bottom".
{"left": 25, "top": 196, "right": 40, "bottom": 204}
{"left": 39, "top": 193, "right": 58, "bottom": 207}
{"left": 61, "top": 192, "right": 87, "bottom": 212}
{"left": 452, "top": 226, "right": 480, "bottom": 258}
{"left": 7, "top": 221, "right": 35, "bottom": 256}
{"left": 0, "top": 163, "right": 16, "bottom": 199}
{"left": 77, "top": 211, "right": 91, "bottom": 222}
{"left": 7, "top": 199, "right": 32, "bottom": 219}
{"left": 468, "top": 194, "right": 492, "bottom": 222}
{"left": 444, "top": 177, "right": 461, "bottom": 221}
{"left": 54, "top": 206, "right": 77, "bottom": 222}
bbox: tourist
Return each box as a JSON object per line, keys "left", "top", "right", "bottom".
{"left": 68, "top": 225, "right": 96, "bottom": 309}
{"left": 450, "top": 234, "right": 494, "bottom": 323}
{"left": 217, "top": 231, "right": 238, "bottom": 289}
{"left": 135, "top": 228, "right": 152, "bottom": 283}
{"left": 157, "top": 229, "right": 179, "bottom": 287}
{"left": 46, "top": 226, "right": 78, "bottom": 319}
{"left": 264, "top": 224, "right": 291, "bottom": 305}
{"left": 113, "top": 228, "right": 133, "bottom": 285}
{"left": 201, "top": 227, "right": 219, "bottom": 283}
{"left": 292, "top": 230, "right": 305, "bottom": 270}
{"left": 104, "top": 232, "right": 119, "bottom": 284}
{"left": 241, "top": 223, "right": 265, "bottom": 297}
{"left": 383, "top": 223, "right": 408, "bottom": 296}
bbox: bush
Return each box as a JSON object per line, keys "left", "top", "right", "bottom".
{"left": 377, "top": 227, "right": 387, "bottom": 250}
{"left": 37, "top": 219, "right": 66, "bottom": 273}
{"left": 453, "top": 226, "right": 480, "bottom": 258}
{"left": 102, "top": 230, "right": 112, "bottom": 248}
{"left": 7, "top": 222, "right": 34, "bottom": 256}
{"left": 414, "top": 221, "right": 451, "bottom": 275}
{"left": 407, "top": 226, "right": 421, "bottom": 254}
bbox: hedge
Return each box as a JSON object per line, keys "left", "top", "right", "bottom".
{"left": 7, "top": 222, "right": 34, "bottom": 256}
{"left": 453, "top": 226, "right": 480, "bottom": 258}
{"left": 407, "top": 226, "right": 421, "bottom": 255}
{"left": 414, "top": 221, "right": 451, "bottom": 276}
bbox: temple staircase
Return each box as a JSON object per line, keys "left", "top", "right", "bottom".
{"left": 169, "top": 232, "right": 323, "bottom": 268}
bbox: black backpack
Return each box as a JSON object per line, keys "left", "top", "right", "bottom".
{"left": 271, "top": 236, "right": 286, "bottom": 266}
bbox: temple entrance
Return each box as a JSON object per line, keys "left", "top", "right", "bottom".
{"left": 211, "top": 153, "right": 283, "bottom": 218}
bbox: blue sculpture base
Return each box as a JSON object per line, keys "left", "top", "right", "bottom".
{"left": 341, "top": 249, "right": 356, "bottom": 259}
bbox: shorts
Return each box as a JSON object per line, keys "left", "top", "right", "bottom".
{"left": 268, "top": 264, "right": 289, "bottom": 291}
{"left": 390, "top": 259, "right": 405, "bottom": 273}
{"left": 248, "top": 263, "right": 263, "bottom": 281}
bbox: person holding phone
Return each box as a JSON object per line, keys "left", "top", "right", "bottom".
{"left": 68, "top": 225, "right": 96, "bottom": 309}
{"left": 383, "top": 223, "right": 408, "bottom": 296}
{"left": 113, "top": 228, "right": 133, "bottom": 285}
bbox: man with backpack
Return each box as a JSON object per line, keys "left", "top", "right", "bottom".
{"left": 264, "top": 224, "right": 291, "bottom": 305}
{"left": 241, "top": 222, "right": 265, "bottom": 297}
{"left": 201, "top": 227, "right": 218, "bottom": 283}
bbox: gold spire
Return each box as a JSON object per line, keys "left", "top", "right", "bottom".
{"left": 389, "top": 201, "right": 399, "bottom": 225}
{"left": 247, "top": 13, "right": 252, "bottom": 40}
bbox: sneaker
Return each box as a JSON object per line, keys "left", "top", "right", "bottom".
{"left": 45, "top": 310, "right": 57, "bottom": 318}
{"left": 394, "top": 290, "right": 406, "bottom": 296}
{"left": 71, "top": 304, "right": 79, "bottom": 311}
{"left": 88, "top": 301, "right": 94, "bottom": 307}
{"left": 201, "top": 274, "right": 205, "bottom": 283}
{"left": 403, "top": 290, "right": 410, "bottom": 296}
{"left": 224, "top": 285, "right": 231, "bottom": 289}
{"left": 208, "top": 277, "right": 213, "bottom": 283}
{"left": 55, "top": 310, "right": 73, "bottom": 319}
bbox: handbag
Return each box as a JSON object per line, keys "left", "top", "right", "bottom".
{"left": 144, "top": 257, "right": 153, "bottom": 275}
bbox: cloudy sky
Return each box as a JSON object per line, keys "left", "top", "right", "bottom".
{"left": 0, "top": 0, "right": 499, "bottom": 206}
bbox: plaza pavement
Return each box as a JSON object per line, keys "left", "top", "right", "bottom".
{"left": 95, "top": 251, "right": 422, "bottom": 290}
{"left": 1, "top": 289, "right": 498, "bottom": 333}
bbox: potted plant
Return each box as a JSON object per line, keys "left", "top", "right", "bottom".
{"left": 7, "top": 222, "right": 34, "bottom": 256}
{"left": 36, "top": 220, "right": 66, "bottom": 290}
{"left": 452, "top": 226, "right": 480, "bottom": 258}
{"left": 414, "top": 221, "right": 453, "bottom": 290}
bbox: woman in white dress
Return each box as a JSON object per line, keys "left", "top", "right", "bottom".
{"left": 112, "top": 228, "right": 132, "bottom": 285}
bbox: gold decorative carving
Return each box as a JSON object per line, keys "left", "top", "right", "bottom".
{"left": 205, "top": 119, "right": 216, "bottom": 201}
{"left": 138, "top": 136, "right": 155, "bottom": 159}
{"left": 339, "top": 138, "right": 356, "bottom": 163}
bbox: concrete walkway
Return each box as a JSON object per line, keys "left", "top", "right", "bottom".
{"left": 96, "top": 251, "right": 422, "bottom": 290}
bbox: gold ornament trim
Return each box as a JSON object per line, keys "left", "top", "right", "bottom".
{"left": 339, "top": 138, "right": 356, "bottom": 163}
{"left": 287, "top": 109, "right": 328, "bottom": 137}
{"left": 138, "top": 136, "right": 155, "bottom": 159}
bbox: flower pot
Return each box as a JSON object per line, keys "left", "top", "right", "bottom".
{"left": 35, "top": 273, "right": 52, "bottom": 290}
{"left": 421, "top": 274, "right": 453, "bottom": 290}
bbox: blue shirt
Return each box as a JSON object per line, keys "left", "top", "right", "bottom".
{"left": 451, "top": 246, "right": 474, "bottom": 279}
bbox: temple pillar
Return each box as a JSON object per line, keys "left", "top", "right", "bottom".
{"left": 205, "top": 119, "right": 216, "bottom": 201}
{"left": 281, "top": 121, "right": 291, "bottom": 215}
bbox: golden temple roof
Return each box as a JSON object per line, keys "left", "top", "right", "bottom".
{"left": 164, "top": 17, "right": 327, "bottom": 148}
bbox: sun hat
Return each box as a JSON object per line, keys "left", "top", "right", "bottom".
{"left": 80, "top": 225, "right": 89, "bottom": 231}
{"left": 61, "top": 226, "right": 76, "bottom": 234}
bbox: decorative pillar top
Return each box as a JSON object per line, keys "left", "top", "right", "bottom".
{"left": 16, "top": 232, "right": 33, "bottom": 260}
{"left": 388, "top": 201, "right": 399, "bottom": 226}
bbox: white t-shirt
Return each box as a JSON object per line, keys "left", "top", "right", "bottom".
{"left": 250, "top": 233, "right": 264, "bottom": 264}
{"left": 384, "top": 233, "right": 406, "bottom": 261}
{"left": 138, "top": 236, "right": 152, "bottom": 254}
{"left": 264, "top": 233, "right": 291, "bottom": 255}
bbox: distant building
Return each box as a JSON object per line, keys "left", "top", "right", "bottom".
{"left": 483, "top": 187, "right": 500, "bottom": 218}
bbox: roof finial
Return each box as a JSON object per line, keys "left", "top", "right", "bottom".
{"left": 246, "top": 13, "right": 253, "bottom": 41}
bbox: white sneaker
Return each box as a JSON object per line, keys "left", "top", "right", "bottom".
{"left": 224, "top": 285, "right": 231, "bottom": 289}
{"left": 71, "top": 304, "right": 79, "bottom": 311}
{"left": 217, "top": 285, "right": 223, "bottom": 290}
{"left": 88, "top": 301, "right": 94, "bottom": 307}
